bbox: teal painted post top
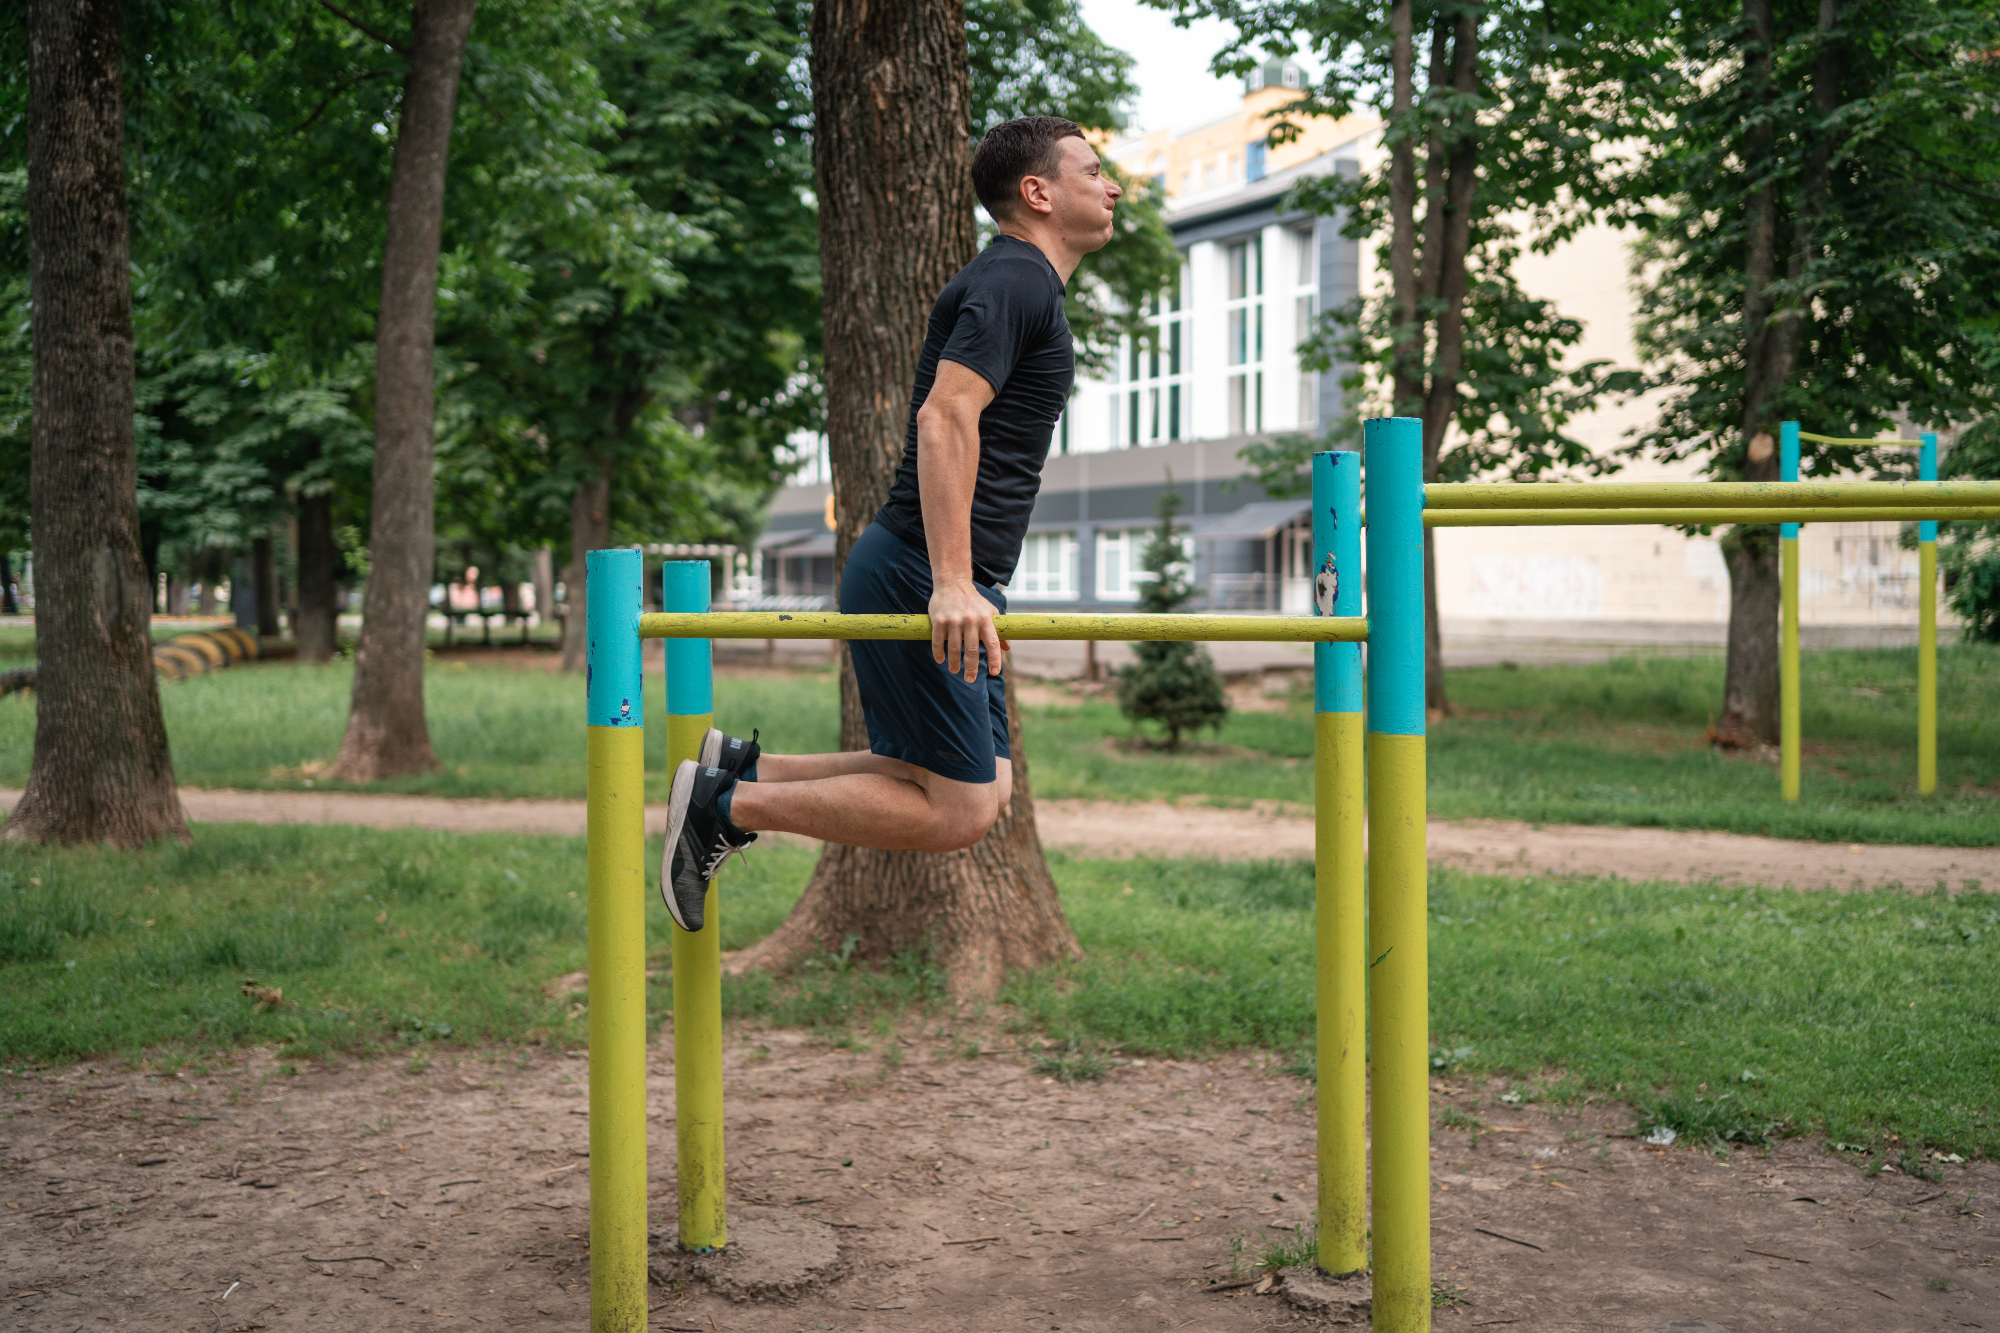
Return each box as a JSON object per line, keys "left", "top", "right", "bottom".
{"left": 662, "top": 560, "right": 714, "bottom": 717}
{"left": 586, "top": 548, "right": 644, "bottom": 728}
{"left": 1313, "top": 450, "right": 1363, "bottom": 715}
{"left": 1780, "top": 420, "right": 1800, "bottom": 540}
{"left": 1920, "top": 433, "right": 1938, "bottom": 543}
{"left": 1363, "top": 418, "right": 1424, "bottom": 737}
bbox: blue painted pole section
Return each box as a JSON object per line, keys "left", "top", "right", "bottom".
{"left": 587, "top": 549, "right": 645, "bottom": 727}
{"left": 1315, "top": 451, "right": 1364, "bottom": 713}
{"left": 1780, "top": 420, "right": 1800, "bottom": 540}
{"left": 663, "top": 562, "right": 715, "bottom": 716}
{"left": 1363, "top": 417, "right": 1428, "bottom": 1332}
{"left": 1364, "top": 419, "right": 1425, "bottom": 738}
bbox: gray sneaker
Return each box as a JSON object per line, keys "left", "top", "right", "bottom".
{"left": 660, "top": 760, "right": 755, "bottom": 933}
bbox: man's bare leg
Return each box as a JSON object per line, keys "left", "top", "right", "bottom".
{"left": 726, "top": 756, "right": 1012, "bottom": 852}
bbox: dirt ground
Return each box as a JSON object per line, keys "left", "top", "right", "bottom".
{"left": 4, "top": 1027, "right": 1994, "bottom": 1333}
{"left": 4, "top": 786, "right": 1993, "bottom": 895}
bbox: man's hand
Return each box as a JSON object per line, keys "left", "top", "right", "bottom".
{"left": 931, "top": 578, "right": 1003, "bottom": 683}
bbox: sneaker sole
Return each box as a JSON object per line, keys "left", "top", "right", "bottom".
{"left": 660, "top": 759, "right": 699, "bottom": 932}
{"left": 699, "top": 727, "right": 722, "bottom": 769}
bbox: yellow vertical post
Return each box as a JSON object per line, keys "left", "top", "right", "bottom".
{"left": 664, "top": 560, "right": 727, "bottom": 1251}
{"left": 1918, "top": 433, "right": 1938, "bottom": 797}
{"left": 1364, "top": 417, "right": 1429, "bottom": 1333}
{"left": 1780, "top": 421, "right": 1801, "bottom": 802}
{"left": 586, "top": 548, "right": 649, "bottom": 1333}
{"left": 1312, "top": 450, "right": 1366, "bottom": 1276}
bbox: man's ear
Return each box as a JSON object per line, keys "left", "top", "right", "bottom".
{"left": 1018, "top": 172, "right": 1054, "bottom": 217}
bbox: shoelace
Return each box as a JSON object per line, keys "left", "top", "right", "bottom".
{"left": 701, "top": 838, "right": 750, "bottom": 881}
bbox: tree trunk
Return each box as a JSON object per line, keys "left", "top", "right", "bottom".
{"left": 729, "top": 0, "right": 1076, "bottom": 999}
{"left": 327, "top": 0, "right": 476, "bottom": 782}
{"left": 1, "top": 551, "right": 17, "bottom": 616}
{"left": 1714, "top": 523, "right": 1781, "bottom": 748}
{"left": 8, "top": 0, "right": 186, "bottom": 847}
{"left": 1386, "top": 0, "right": 1422, "bottom": 413}
{"left": 532, "top": 545, "right": 555, "bottom": 633}
{"left": 296, "top": 490, "right": 339, "bottom": 662}
{"left": 251, "top": 533, "right": 279, "bottom": 637}
{"left": 559, "top": 463, "right": 610, "bottom": 673}
{"left": 1411, "top": 7, "right": 1481, "bottom": 719}
{"left": 1713, "top": 0, "right": 1792, "bottom": 752}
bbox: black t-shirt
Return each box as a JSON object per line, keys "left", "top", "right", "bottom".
{"left": 874, "top": 234, "right": 1073, "bottom": 587}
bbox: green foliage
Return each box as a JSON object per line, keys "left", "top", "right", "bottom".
{"left": 1115, "top": 484, "right": 1228, "bottom": 749}
{"left": 1630, "top": 2, "right": 2000, "bottom": 477}
{"left": 1175, "top": 0, "right": 1662, "bottom": 493}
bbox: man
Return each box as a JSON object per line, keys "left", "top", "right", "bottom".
{"left": 659, "top": 115, "right": 1122, "bottom": 931}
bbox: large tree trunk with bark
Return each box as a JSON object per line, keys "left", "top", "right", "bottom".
{"left": 296, "top": 490, "right": 340, "bottom": 662}
{"left": 728, "top": 0, "right": 1077, "bottom": 1000}
{"left": 251, "top": 533, "right": 279, "bottom": 637}
{"left": 559, "top": 463, "right": 610, "bottom": 673}
{"left": 327, "top": 0, "right": 477, "bottom": 782}
{"left": 8, "top": 0, "right": 187, "bottom": 847}
{"left": 1714, "top": 522, "right": 1781, "bottom": 748}
{"left": 1714, "top": 0, "right": 1841, "bottom": 749}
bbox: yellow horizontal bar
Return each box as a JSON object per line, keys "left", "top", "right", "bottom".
{"left": 1423, "top": 481, "right": 1999, "bottom": 510}
{"left": 1796, "top": 431, "right": 1920, "bottom": 448}
{"left": 1427, "top": 507, "right": 2000, "bottom": 527}
{"left": 639, "top": 611, "right": 1368, "bottom": 643}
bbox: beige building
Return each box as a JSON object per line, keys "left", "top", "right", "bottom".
{"left": 1086, "top": 60, "right": 1948, "bottom": 648}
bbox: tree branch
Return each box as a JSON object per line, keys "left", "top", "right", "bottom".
{"left": 290, "top": 68, "right": 390, "bottom": 134}
{"left": 316, "top": 0, "right": 408, "bottom": 55}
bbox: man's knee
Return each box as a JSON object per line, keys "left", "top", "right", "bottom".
{"left": 931, "top": 770, "right": 1008, "bottom": 850}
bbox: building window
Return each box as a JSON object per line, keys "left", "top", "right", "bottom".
{"left": 1282, "top": 63, "right": 1301, "bottom": 88}
{"left": 1097, "top": 529, "right": 1137, "bottom": 601}
{"left": 1202, "top": 161, "right": 1218, "bottom": 188}
{"left": 1096, "top": 527, "right": 1189, "bottom": 601}
{"left": 1246, "top": 141, "right": 1267, "bottom": 182}
{"left": 1120, "top": 260, "right": 1190, "bottom": 445}
{"left": 1013, "top": 531, "right": 1078, "bottom": 600}
{"left": 1226, "top": 236, "right": 1265, "bottom": 429}
{"left": 1295, "top": 225, "right": 1316, "bottom": 284}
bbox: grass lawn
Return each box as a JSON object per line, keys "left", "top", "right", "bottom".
{"left": 5, "top": 630, "right": 1993, "bottom": 844}
{"left": 3, "top": 824, "right": 1996, "bottom": 1157}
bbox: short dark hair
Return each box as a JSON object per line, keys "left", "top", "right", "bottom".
{"left": 972, "top": 116, "right": 1086, "bottom": 220}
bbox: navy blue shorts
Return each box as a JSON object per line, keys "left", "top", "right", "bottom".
{"left": 840, "top": 522, "right": 1009, "bottom": 784}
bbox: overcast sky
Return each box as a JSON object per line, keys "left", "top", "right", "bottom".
{"left": 1075, "top": 0, "right": 1253, "bottom": 136}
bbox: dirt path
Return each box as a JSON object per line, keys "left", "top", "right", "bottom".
{"left": 4, "top": 787, "right": 1993, "bottom": 892}
{"left": 4, "top": 1035, "right": 1992, "bottom": 1332}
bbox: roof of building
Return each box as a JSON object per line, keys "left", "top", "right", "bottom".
{"left": 1185, "top": 499, "right": 1311, "bottom": 541}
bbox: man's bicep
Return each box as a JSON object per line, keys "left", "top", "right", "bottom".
{"left": 928, "top": 357, "right": 998, "bottom": 415}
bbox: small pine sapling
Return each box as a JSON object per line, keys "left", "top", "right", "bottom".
{"left": 1116, "top": 482, "right": 1228, "bottom": 749}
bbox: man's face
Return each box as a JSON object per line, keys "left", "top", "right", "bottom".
{"left": 1020, "top": 137, "right": 1122, "bottom": 251}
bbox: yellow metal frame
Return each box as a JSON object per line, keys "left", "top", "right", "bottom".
{"left": 642, "top": 611, "right": 1368, "bottom": 642}
{"left": 1781, "top": 535, "right": 1801, "bottom": 801}
{"left": 1424, "top": 480, "right": 2000, "bottom": 509}
{"left": 1427, "top": 506, "right": 2000, "bottom": 527}
{"left": 585, "top": 468, "right": 1975, "bottom": 1333}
